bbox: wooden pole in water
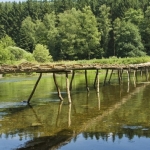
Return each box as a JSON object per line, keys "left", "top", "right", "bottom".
{"left": 27, "top": 73, "right": 42, "bottom": 104}
{"left": 94, "top": 69, "right": 99, "bottom": 89}
{"left": 103, "top": 69, "right": 109, "bottom": 86}
{"left": 145, "top": 67, "right": 149, "bottom": 81}
{"left": 118, "top": 69, "right": 121, "bottom": 84}
{"left": 120, "top": 69, "right": 123, "bottom": 81}
{"left": 133, "top": 70, "right": 136, "bottom": 87}
{"left": 56, "top": 101, "right": 63, "bottom": 127}
{"left": 70, "top": 70, "right": 75, "bottom": 91}
{"left": 140, "top": 68, "right": 143, "bottom": 77}
{"left": 68, "top": 103, "right": 71, "bottom": 127}
{"left": 85, "top": 70, "right": 89, "bottom": 92}
{"left": 127, "top": 70, "right": 130, "bottom": 93}
{"left": 53, "top": 73, "right": 63, "bottom": 101}
{"left": 135, "top": 69, "right": 138, "bottom": 82}
{"left": 108, "top": 69, "right": 113, "bottom": 84}
{"left": 66, "top": 72, "right": 71, "bottom": 103}
{"left": 97, "top": 70, "right": 99, "bottom": 93}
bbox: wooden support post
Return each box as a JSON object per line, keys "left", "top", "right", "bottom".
{"left": 94, "top": 69, "right": 99, "bottom": 89}
{"left": 68, "top": 103, "right": 71, "bottom": 127}
{"left": 135, "top": 69, "right": 138, "bottom": 82}
{"left": 108, "top": 69, "right": 113, "bottom": 84}
{"left": 140, "top": 68, "right": 143, "bottom": 77}
{"left": 118, "top": 69, "right": 121, "bottom": 84}
{"left": 97, "top": 70, "right": 99, "bottom": 93}
{"left": 27, "top": 73, "right": 42, "bottom": 104}
{"left": 56, "top": 101, "right": 63, "bottom": 127}
{"left": 66, "top": 72, "right": 71, "bottom": 103}
{"left": 120, "top": 69, "right": 123, "bottom": 81}
{"left": 53, "top": 73, "right": 63, "bottom": 101}
{"left": 103, "top": 69, "right": 109, "bottom": 86}
{"left": 70, "top": 70, "right": 75, "bottom": 91}
{"left": 148, "top": 67, "right": 150, "bottom": 80}
{"left": 85, "top": 70, "right": 89, "bottom": 92}
{"left": 127, "top": 70, "right": 130, "bottom": 93}
{"left": 97, "top": 92, "right": 100, "bottom": 110}
{"left": 145, "top": 67, "right": 149, "bottom": 81}
{"left": 133, "top": 70, "right": 136, "bottom": 87}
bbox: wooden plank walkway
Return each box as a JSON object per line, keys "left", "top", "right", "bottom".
{"left": 1, "top": 62, "right": 150, "bottom": 73}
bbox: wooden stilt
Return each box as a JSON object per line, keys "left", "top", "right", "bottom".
{"left": 66, "top": 72, "right": 71, "bottom": 103}
{"left": 145, "top": 67, "right": 147, "bottom": 80}
{"left": 94, "top": 69, "right": 99, "bottom": 89}
{"left": 133, "top": 70, "right": 136, "bottom": 87}
{"left": 146, "top": 67, "right": 149, "bottom": 81}
{"left": 140, "top": 68, "right": 143, "bottom": 77}
{"left": 120, "top": 69, "right": 123, "bottom": 81}
{"left": 108, "top": 69, "right": 113, "bottom": 84}
{"left": 56, "top": 101, "right": 63, "bottom": 126}
{"left": 85, "top": 70, "right": 89, "bottom": 92}
{"left": 97, "top": 71, "right": 99, "bottom": 93}
{"left": 97, "top": 92, "right": 100, "bottom": 110}
{"left": 53, "top": 73, "right": 63, "bottom": 101}
{"left": 103, "top": 69, "right": 109, "bottom": 86}
{"left": 27, "top": 73, "right": 42, "bottom": 104}
{"left": 118, "top": 69, "right": 121, "bottom": 84}
{"left": 127, "top": 70, "right": 130, "bottom": 93}
{"left": 68, "top": 103, "right": 71, "bottom": 127}
{"left": 70, "top": 70, "right": 75, "bottom": 91}
{"left": 135, "top": 69, "right": 138, "bottom": 82}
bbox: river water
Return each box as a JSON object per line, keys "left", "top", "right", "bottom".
{"left": 0, "top": 72, "right": 150, "bottom": 150}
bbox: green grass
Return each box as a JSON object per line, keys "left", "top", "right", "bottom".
{"left": 52, "top": 56, "right": 150, "bottom": 65}
{"left": 2, "top": 56, "right": 150, "bottom": 66}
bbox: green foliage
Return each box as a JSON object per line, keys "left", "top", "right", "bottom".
{"left": 113, "top": 20, "right": 145, "bottom": 57}
{"left": 124, "top": 8, "right": 144, "bottom": 25}
{"left": 33, "top": 44, "right": 53, "bottom": 63}
{"left": 97, "top": 4, "right": 112, "bottom": 57}
{"left": 58, "top": 6, "right": 101, "bottom": 60}
{"left": 0, "top": 43, "right": 11, "bottom": 64}
{"left": 1, "top": 0, "right": 150, "bottom": 62}
{"left": 43, "top": 12, "right": 58, "bottom": 59}
{"left": 0, "top": 35, "right": 16, "bottom": 48}
{"left": 19, "top": 16, "right": 36, "bottom": 52}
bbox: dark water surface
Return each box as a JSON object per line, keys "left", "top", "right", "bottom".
{"left": 0, "top": 73, "right": 150, "bottom": 150}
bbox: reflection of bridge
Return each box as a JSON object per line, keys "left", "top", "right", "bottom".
{"left": 0, "top": 62, "right": 150, "bottom": 103}
{"left": 17, "top": 83, "right": 147, "bottom": 150}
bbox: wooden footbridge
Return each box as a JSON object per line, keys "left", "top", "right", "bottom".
{"left": 0, "top": 62, "right": 150, "bottom": 104}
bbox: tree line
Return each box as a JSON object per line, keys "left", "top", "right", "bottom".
{"left": 0, "top": 0, "right": 150, "bottom": 63}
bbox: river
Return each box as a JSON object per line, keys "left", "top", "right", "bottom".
{"left": 0, "top": 72, "right": 150, "bottom": 150}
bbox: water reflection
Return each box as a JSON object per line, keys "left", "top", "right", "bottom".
{"left": 0, "top": 74, "right": 150, "bottom": 149}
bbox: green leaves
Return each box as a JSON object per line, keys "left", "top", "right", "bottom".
{"left": 58, "top": 6, "right": 101, "bottom": 60}
{"left": 113, "top": 21, "right": 145, "bottom": 57}
{"left": 33, "top": 44, "right": 53, "bottom": 63}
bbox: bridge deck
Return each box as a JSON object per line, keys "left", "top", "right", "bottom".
{"left": 1, "top": 62, "right": 150, "bottom": 74}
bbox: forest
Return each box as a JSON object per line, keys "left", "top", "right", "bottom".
{"left": 0, "top": 0, "right": 150, "bottom": 64}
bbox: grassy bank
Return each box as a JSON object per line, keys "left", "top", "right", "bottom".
{"left": 52, "top": 56, "right": 150, "bottom": 65}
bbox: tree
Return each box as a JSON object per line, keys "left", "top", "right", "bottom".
{"left": 0, "top": 43, "right": 11, "bottom": 64}
{"left": 124, "top": 8, "right": 144, "bottom": 25}
{"left": 0, "top": 34, "right": 16, "bottom": 48}
{"left": 58, "top": 6, "right": 101, "bottom": 60}
{"left": 113, "top": 20, "right": 145, "bottom": 57}
{"left": 19, "top": 16, "right": 35, "bottom": 52}
{"left": 43, "top": 12, "right": 58, "bottom": 60}
{"left": 97, "top": 4, "right": 112, "bottom": 57}
{"left": 33, "top": 44, "right": 53, "bottom": 63}
{"left": 139, "top": 6, "right": 150, "bottom": 55}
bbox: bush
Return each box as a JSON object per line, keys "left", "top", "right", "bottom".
{"left": 33, "top": 44, "right": 53, "bottom": 63}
